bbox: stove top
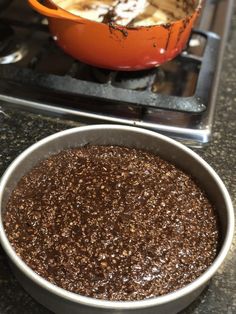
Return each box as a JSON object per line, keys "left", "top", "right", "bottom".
{"left": 0, "top": 0, "right": 233, "bottom": 146}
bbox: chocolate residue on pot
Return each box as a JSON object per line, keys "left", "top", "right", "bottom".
{"left": 176, "top": 24, "right": 185, "bottom": 45}
{"left": 161, "top": 22, "right": 172, "bottom": 29}
{"left": 64, "top": 0, "right": 198, "bottom": 28}
{"left": 164, "top": 24, "right": 172, "bottom": 51}
{"left": 4, "top": 146, "right": 219, "bottom": 301}
{"left": 101, "top": 5, "right": 117, "bottom": 24}
{"left": 108, "top": 22, "right": 129, "bottom": 37}
{"left": 175, "top": 16, "right": 192, "bottom": 46}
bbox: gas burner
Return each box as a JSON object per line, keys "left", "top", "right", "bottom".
{"left": 91, "top": 67, "right": 114, "bottom": 84}
{"left": 90, "top": 67, "right": 158, "bottom": 90}
{"left": 113, "top": 69, "right": 157, "bottom": 91}
{"left": 0, "top": 23, "right": 27, "bottom": 64}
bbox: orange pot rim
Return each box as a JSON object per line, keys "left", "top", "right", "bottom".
{"left": 29, "top": 0, "right": 203, "bottom": 30}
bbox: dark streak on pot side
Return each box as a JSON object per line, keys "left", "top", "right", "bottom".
{"left": 165, "top": 24, "right": 172, "bottom": 51}
{"left": 175, "top": 16, "right": 191, "bottom": 47}
{"left": 162, "top": 22, "right": 172, "bottom": 30}
{"left": 176, "top": 25, "right": 185, "bottom": 47}
{"left": 108, "top": 22, "right": 129, "bottom": 38}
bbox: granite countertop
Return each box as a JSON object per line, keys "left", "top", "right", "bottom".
{"left": 0, "top": 11, "right": 235, "bottom": 314}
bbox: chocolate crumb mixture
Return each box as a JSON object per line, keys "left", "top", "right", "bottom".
{"left": 4, "top": 146, "right": 219, "bottom": 301}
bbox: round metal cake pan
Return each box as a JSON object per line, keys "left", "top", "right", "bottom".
{"left": 0, "top": 125, "right": 234, "bottom": 314}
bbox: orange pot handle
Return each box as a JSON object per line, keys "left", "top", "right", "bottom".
{"left": 28, "top": 0, "right": 82, "bottom": 21}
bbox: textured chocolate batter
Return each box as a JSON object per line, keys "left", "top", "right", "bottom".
{"left": 4, "top": 146, "right": 219, "bottom": 301}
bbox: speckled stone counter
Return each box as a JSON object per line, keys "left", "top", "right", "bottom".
{"left": 0, "top": 13, "right": 235, "bottom": 314}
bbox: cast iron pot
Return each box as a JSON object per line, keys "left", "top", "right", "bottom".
{"left": 27, "top": 0, "right": 202, "bottom": 70}
{"left": 0, "top": 125, "right": 234, "bottom": 314}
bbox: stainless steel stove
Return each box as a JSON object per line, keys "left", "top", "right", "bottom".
{"left": 0, "top": 0, "right": 233, "bottom": 146}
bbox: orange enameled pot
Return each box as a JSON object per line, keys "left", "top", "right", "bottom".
{"left": 28, "top": 0, "right": 202, "bottom": 71}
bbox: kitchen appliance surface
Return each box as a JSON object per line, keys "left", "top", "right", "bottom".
{"left": 0, "top": 2, "right": 235, "bottom": 312}
{"left": 0, "top": 0, "right": 234, "bottom": 146}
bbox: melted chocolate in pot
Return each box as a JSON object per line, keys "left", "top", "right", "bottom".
{"left": 4, "top": 146, "right": 219, "bottom": 301}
